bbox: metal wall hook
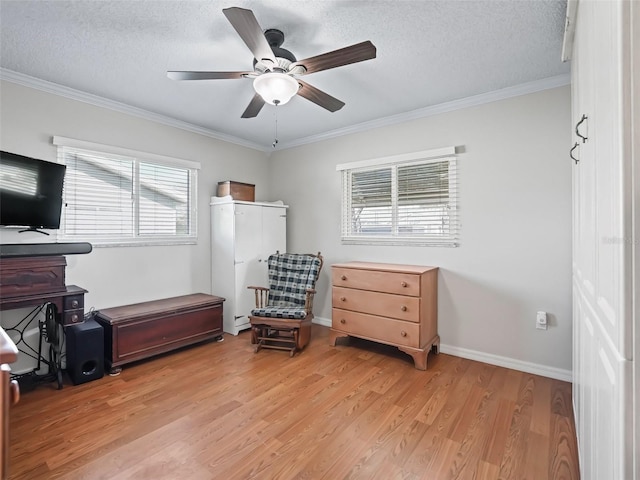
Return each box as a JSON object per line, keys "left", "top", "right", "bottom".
{"left": 576, "top": 114, "right": 588, "bottom": 143}
{"left": 570, "top": 142, "right": 580, "bottom": 164}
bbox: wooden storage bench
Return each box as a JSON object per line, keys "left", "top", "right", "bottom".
{"left": 94, "top": 294, "right": 224, "bottom": 372}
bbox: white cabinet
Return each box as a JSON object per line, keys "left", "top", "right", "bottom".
{"left": 566, "top": 1, "right": 638, "bottom": 478}
{"left": 210, "top": 197, "right": 287, "bottom": 335}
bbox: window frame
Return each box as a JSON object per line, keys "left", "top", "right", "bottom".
{"left": 53, "top": 136, "right": 199, "bottom": 247}
{"left": 337, "top": 147, "right": 459, "bottom": 247}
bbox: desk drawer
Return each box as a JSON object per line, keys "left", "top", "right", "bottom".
{"left": 63, "top": 309, "right": 84, "bottom": 325}
{"left": 332, "top": 308, "right": 419, "bottom": 348}
{"left": 332, "top": 286, "right": 420, "bottom": 322}
{"left": 64, "top": 294, "right": 84, "bottom": 311}
{"left": 332, "top": 267, "right": 420, "bottom": 296}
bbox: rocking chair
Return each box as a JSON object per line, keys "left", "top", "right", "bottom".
{"left": 247, "top": 252, "right": 323, "bottom": 356}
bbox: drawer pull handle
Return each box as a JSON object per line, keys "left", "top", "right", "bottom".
{"left": 71, "top": 300, "right": 79, "bottom": 308}
{"left": 400, "top": 305, "right": 407, "bottom": 312}
{"left": 401, "top": 281, "right": 407, "bottom": 287}
{"left": 341, "top": 275, "right": 347, "bottom": 281}
{"left": 71, "top": 314, "right": 78, "bottom": 322}
{"left": 340, "top": 296, "right": 346, "bottom": 301}
{"left": 401, "top": 331, "right": 407, "bottom": 337}
{"left": 340, "top": 319, "right": 346, "bottom": 324}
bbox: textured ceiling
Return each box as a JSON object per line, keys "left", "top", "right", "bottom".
{"left": 0, "top": 0, "right": 569, "bottom": 150}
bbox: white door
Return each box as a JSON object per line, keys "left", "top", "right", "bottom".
{"left": 234, "top": 203, "right": 262, "bottom": 327}
{"left": 570, "top": 1, "right": 635, "bottom": 478}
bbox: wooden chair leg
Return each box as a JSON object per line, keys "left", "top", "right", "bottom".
{"left": 290, "top": 329, "right": 299, "bottom": 357}
{"left": 298, "top": 322, "right": 311, "bottom": 350}
{"left": 253, "top": 326, "right": 264, "bottom": 353}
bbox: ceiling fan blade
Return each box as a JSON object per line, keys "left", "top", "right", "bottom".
{"left": 222, "top": 7, "right": 276, "bottom": 65}
{"left": 291, "top": 41, "right": 376, "bottom": 75}
{"left": 296, "top": 80, "right": 345, "bottom": 112}
{"left": 241, "top": 93, "right": 266, "bottom": 118}
{"left": 167, "top": 71, "right": 251, "bottom": 80}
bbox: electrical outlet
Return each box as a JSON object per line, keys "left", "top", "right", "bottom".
{"left": 536, "top": 311, "right": 548, "bottom": 330}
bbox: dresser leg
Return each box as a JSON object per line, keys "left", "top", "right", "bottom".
{"left": 329, "top": 329, "right": 349, "bottom": 346}
{"left": 398, "top": 346, "right": 429, "bottom": 370}
{"left": 431, "top": 335, "right": 441, "bottom": 354}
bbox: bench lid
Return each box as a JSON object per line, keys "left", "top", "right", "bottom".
{"left": 96, "top": 293, "right": 224, "bottom": 324}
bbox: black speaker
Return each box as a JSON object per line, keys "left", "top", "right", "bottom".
{"left": 65, "top": 319, "right": 104, "bottom": 385}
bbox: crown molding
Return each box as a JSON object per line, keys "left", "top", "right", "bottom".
{"left": 1, "top": 68, "right": 570, "bottom": 153}
{"left": 0, "top": 68, "right": 270, "bottom": 152}
{"left": 279, "top": 73, "right": 571, "bottom": 150}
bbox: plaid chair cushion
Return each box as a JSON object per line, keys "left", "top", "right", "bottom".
{"left": 265, "top": 253, "right": 322, "bottom": 308}
{"left": 250, "top": 307, "right": 307, "bottom": 319}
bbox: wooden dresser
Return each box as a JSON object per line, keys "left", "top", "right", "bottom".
{"left": 329, "top": 262, "right": 439, "bottom": 370}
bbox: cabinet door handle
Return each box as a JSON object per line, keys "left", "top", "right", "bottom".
{"left": 570, "top": 142, "right": 580, "bottom": 164}
{"left": 401, "top": 281, "right": 407, "bottom": 287}
{"left": 340, "top": 319, "right": 346, "bottom": 324}
{"left": 400, "top": 305, "right": 407, "bottom": 312}
{"left": 576, "top": 114, "right": 588, "bottom": 143}
{"left": 341, "top": 275, "right": 347, "bottom": 281}
{"left": 340, "top": 296, "right": 346, "bottom": 301}
{"left": 400, "top": 331, "right": 407, "bottom": 337}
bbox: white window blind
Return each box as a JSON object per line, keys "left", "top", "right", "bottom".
{"left": 339, "top": 149, "right": 459, "bottom": 246}
{"left": 55, "top": 139, "right": 198, "bottom": 246}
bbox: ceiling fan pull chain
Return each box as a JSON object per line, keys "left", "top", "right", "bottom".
{"left": 272, "top": 106, "right": 279, "bottom": 148}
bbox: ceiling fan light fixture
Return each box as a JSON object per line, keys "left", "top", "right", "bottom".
{"left": 253, "top": 72, "right": 299, "bottom": 106}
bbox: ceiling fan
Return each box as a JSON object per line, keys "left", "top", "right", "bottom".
{"left": 167, "top": 7, "right": 377, "bottom": 118}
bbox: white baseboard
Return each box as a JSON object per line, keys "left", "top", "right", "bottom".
{"left": 439, "top": 344, "right": 572, "bottom": 382}
{"left": 312, "top": 317, "right": 571, "bottom": 382}
{"left": 313, "top": 316, "right": 332, "bottom": 328}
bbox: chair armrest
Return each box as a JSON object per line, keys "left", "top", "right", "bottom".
{"left": 247, "top": 286, "right": 269, "bottom": 308}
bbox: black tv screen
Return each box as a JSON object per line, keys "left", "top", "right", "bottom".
{"left": 0, "top": 150, "right": 66, "bottom": 230}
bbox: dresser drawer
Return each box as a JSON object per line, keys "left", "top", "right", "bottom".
{"left": 332, "top": 308, "right": 420, "bottom": 348}
{"left": 332, "top": 286, "right": 420, "bottom": 322}
{"left": 332, "top": 267, "right": 420, "bottom": 296}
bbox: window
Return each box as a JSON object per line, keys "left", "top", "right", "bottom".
{"left": 338, "top": 147, "right": 459, "bottom": 246}
{"left": 54, "top": 137, "right": 199, "bottom": 246}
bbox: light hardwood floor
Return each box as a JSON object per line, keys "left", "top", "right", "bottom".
{"left": 9, "top": 324, "right": 579, "bottom": 479}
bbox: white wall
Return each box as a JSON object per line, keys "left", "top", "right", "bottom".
{"left": 269, "top": 86, "right": 573, "bottom": 377}
{"left": 0, "top": 80, "right": 271, "bottom": 308}
{"left": 0, "top": 80, "right": 573, "bottom": 379}
{"left": 0, "top": 80, "right": 269, "bottom": 372}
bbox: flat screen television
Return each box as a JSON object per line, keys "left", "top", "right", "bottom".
{"left": 0, "top": 150, "right": 66, "bottom": 232}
